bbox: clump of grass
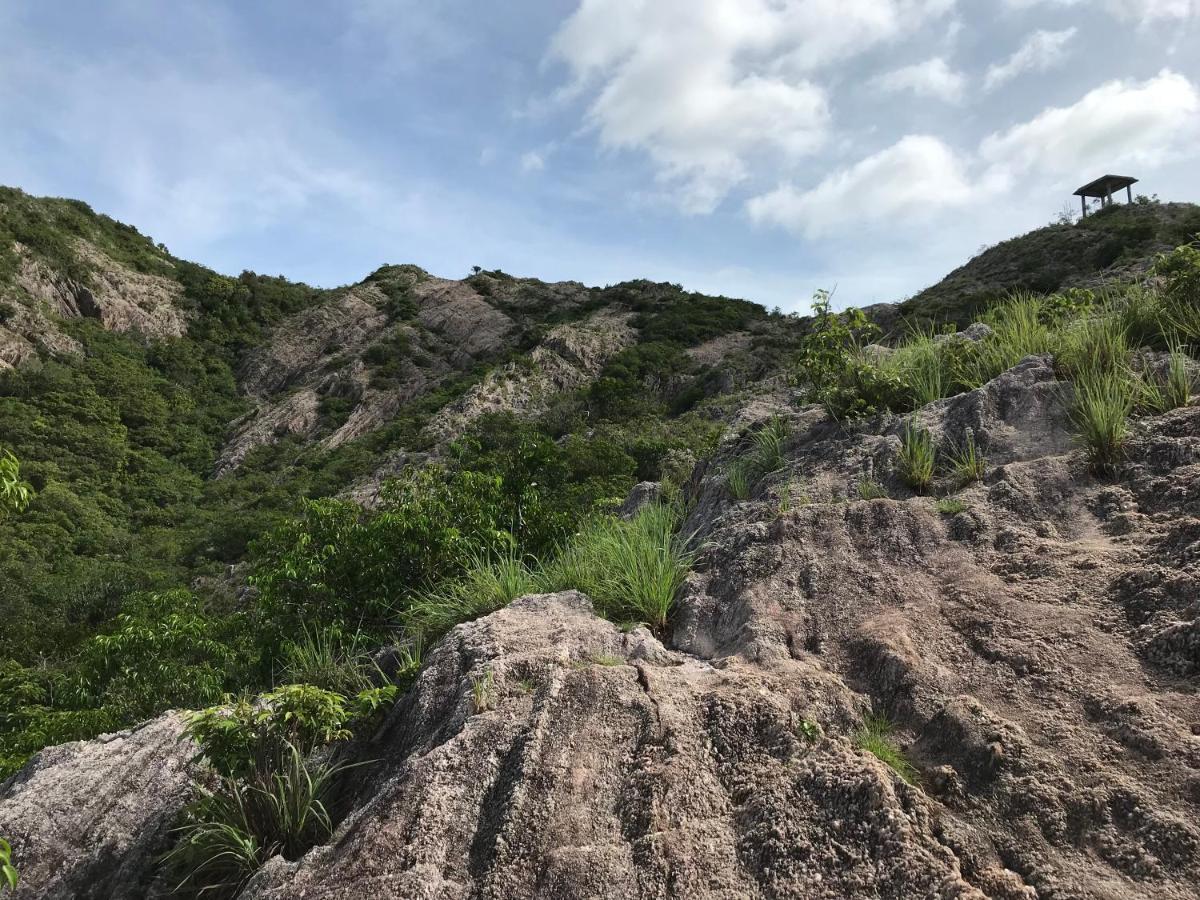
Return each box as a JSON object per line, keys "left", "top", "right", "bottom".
{"left": 936, "top": 497, "right": 967, "bottom": 516}
{"left": 897, "top": 421, "right": 936, "bottom": 494}
{"left": 539, "top": 503, "right": 693, "bottom": 632}
{"left": 406, "top": 548, "right": 540, "bottom": 645}
{"left": 166, "top": 743, "right": 344, "bottom": 898}
{"left": 279, "top": 627, "right": 374, "bottom": 696}
{"left": 471, "top": 670, "right": 495, "bottom": 713}
{"left": 590, "top": 653, "right": 625, "bottom": 667}
{"left": 857, "top": 478, "right": 889, "bottom": 500}
{"left": 1138, "top": 346, "right": 1193, "bottom": 414}
{"left": 726, "top": 416, "right": 791, "bottom": 499}
{"left": 854, "top": 714, "right": 918, "bottom": 785}
{"left": 947, "top": 434, "right": 986, "bottom": 485}
{"left": 883, "top": 326, "right": 946, "bottom": 408}
{"left": 795, "top": 718, "right": 821, "bottom": 744}
{"left": 956, "top": 294, "right": 1058, "bottom": 388}
{"left": 1071, "top": 369, "right": 1135, "bottom": 473}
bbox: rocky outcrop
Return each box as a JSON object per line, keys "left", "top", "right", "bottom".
{"left": 425, "top": 309, "right": 636, "bottom": 443}
{"left": 0, "top": 714, "right": 196, "bottom": 899}
{"left": 242, "top": 591, "right": 987, "bottom": 899}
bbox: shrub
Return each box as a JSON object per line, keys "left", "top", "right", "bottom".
{"left": 947, "top": 434, "right": 987, "bottom": 485}
{"left": 166, "top": 743, "right": 343, "bottom": 899}
{"left": 854, "top": 714, "right": 917, "bottom": 784}
{"left": 897, "top": 422, "right": 936, "bottom": 494}
{"left": 0, "top": 449, "right": 32, "bottom": 517}
{"left": 185, "top": 684, "right": 353, "bottom": 779}
{"left": 539, "top": 504, "right": 693, "bottom": 632}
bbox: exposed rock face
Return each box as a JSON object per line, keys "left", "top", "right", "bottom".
{"left": 0, "top": 714, "right": 196, "bottom": 900}
{"left": 243, "top": 592, "right": 987, "bottom": 899}
{"left": 425, "top": 309, "right": 636, "bottom": 443}
{"left": 14, "top": 241, "right": 187, "bottom": 338}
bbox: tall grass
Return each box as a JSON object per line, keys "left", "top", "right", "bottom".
{"left": 726, "top": 416, "right": 790, "bottom": 499}
{"left": 947, "top": 434, "right": 986, "bottom": 485}
{"left": 167, "top": 743, "right": 344, "bottom": 899}
{"left": 955, "top": 294, "right": 1058, "bottom": 388}
{"left": 539, "top": 504, "right": 693, "bottom": 631}
{"left": 280, "top": 627, "right": 374, "bottom": 696}
{"left": 897, "top": 421, "right": 936, "bottom": 494}
{"left": 405, "top": 548, "right": 540, "bottom": 644}
{"left": 1071, "top": 370, "right": 1135, "bottom": 472}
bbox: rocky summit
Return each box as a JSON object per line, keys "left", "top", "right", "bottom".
{"left": 2, "top": 189, "right": 1200, "bottom": 899}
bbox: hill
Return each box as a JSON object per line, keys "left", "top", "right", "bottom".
{"left": 1, "top": 187, "right": 1200, "bottom": 899}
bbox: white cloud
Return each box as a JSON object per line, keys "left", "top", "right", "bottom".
{"left": 979, "top": 70, "right": 1200, "bottom": 179}
{"left": 549, "top": 0, "right": 958, "bottom": 213}
{"left": 873, "top": 57, "right": 965, "bottom": 102}
{"left": 1003, "top": 0, "right": 1195, "bottom": 22}
{"left": 747, "top": 135, "right": 974, "bottom": 236}
{"left": 752, "top": 70, "right": 1200, "bottom": 239}
{"left": 984, "top": 28, "right": 1077, "bottom": 90}
{"left": 521, "top": 151, "right": 546, "bottom": 173}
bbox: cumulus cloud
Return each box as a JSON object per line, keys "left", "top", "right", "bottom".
{"left": 979, "top": 70, "right": 1200, "bottom": 179}
{"left": 747, "top": 135, "right": 974, "bottom": 236}
{"left": 873, "top": 57, "right": 966, "bottom": 102}
{"left": 549, "top": 0, "right": 958, "bottom": 213}
{"left": 984, "top": 28, "right": 1077, "bottom": 90}
{"left": 751, "top": 70, "right": 1200, "bottom": 238}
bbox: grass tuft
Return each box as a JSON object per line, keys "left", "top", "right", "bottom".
{"left": 166, "top": 742, "right": 344, "bottom": 899}
{"left": 857, "top": 478, "right": 889, "bottom": 500}
{"left": 406, "top": 548, "right": 540, "bottom": 645}
{"left": 947, "top": 434, "right": 987, "bottom": 485}
{"left": 935, "top": 497, "right": 967, "bottom": 516}
{"left": 538, "top": 504, "right": 693, "bottom": 632}
{"left": 897, "top": 421, "right": 936, "bottom": 494}
{"left": 1071, "top": 369, "right": 1135, "bottom": 473}
{"left": 854, "top": 714, "right": 918, "bottom": 785}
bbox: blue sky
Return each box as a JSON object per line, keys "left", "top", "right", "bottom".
{"left": 1, "top": 1, "right": 1198, "bottom": 311}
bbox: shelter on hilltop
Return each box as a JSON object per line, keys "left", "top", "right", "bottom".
{"left": 1075, "top": 174, "right": 1137, "bottom": 217}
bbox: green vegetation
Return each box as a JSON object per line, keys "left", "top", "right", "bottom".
{"left": 935, "top": 498, "right": 967, "bottom": 516}
{"left": 897, "top": 422, "right": 936, "bottom": 494}
{"left": 540, "top": 504, "right": 693, "bottom": 632}
{"left": 857, "top": 478, "right": 889, "bottom": 500}
{"left": 726, "top": 416, "right": 791, "bottom": 499}
{"left": 948, "top": 435, "right": 987, "bottom": 485}
{"left": 0, "top": 838, "right": 16, "bottom": 895}
{"left": 792, "top": 238, "right": 1200, "bottom": 475}
{"left": 0, "top": 449, "right": 32, "bottom": 516}
{"left": 854, "top": 714, "right": 918, "bottom": 785}
{"left": 471, "top": 670, "right": 496, "bottom": 713}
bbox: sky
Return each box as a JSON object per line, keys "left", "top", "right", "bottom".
{"left": 1, "top": 1, "right": 1198, "bottom": 312}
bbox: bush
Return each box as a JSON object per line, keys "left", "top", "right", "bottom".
{"left": 726, "top": 416, "right": 790, "bottom": 499}
{"left": 0, "top": 837, "right": 16, "bottom": 894}
{"left": 0, "top": 449, "right": 32, "bottom": 517}
{"left": 539, "top": 504, "right": 693, "bottom": 631}
{"left": 185, "top": 684, "right": 353, "bottom": 780}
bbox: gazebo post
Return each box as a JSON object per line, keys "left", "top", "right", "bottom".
{"left": 1126, "top": 185, "right": 1133, "bottom": 203}
{"left": 1081, "top": 195, "right": 1087, "bottom": 219}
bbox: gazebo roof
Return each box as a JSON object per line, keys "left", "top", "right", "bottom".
{"left": 1074, "top": 174, "right": 1138, "bottom": 198}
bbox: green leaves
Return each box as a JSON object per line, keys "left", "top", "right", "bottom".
{"left": 0, "top": 837, "right": 18, "bottom": 894}
{"left": 0, "top": 449, "right": 32, "bottom": 517}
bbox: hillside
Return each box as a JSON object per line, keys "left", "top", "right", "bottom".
{"left": 1, "top": 188, "right": 1200, "bottom": 899}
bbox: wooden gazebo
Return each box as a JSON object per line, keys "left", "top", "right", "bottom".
{"left": 1074, "top": 175, "right": 1138, "bottom": 217}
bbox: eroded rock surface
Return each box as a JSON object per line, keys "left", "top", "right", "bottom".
{"left": 0, "top": 714, "right": 196, "bottom": 900}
